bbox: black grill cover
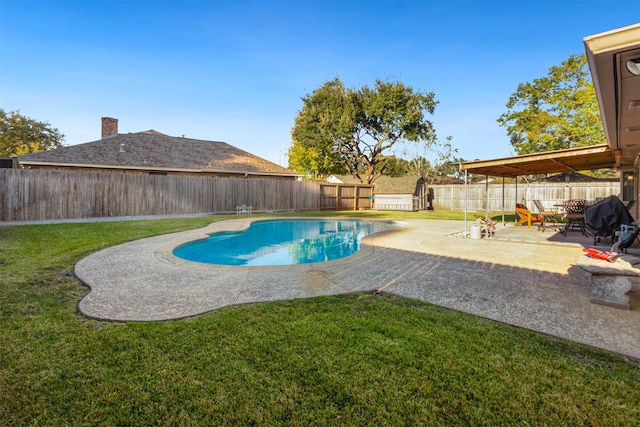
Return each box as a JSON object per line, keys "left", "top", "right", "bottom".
{"left": 584, "top": 196, "right": 634, "bottom": 233}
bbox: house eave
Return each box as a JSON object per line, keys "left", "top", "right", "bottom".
{"left": 201, "top": 168, "right": 301, "bottom": 177}
{"left": 17, "top": 161, "right": 200, "bottom": 174}
{"left": 583, "top": 23, "right": 640, "bottom": 167}
{"left": 17, "top": 160, "right": 301, "bottom": 177}
{"left": 583, "top": 24, "right": 640, "bottom": 55}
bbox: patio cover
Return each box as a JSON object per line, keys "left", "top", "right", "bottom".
{"left": 459, "top": 144, "right": 618, "bottom": 178}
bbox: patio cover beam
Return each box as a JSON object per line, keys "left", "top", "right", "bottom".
{"left": 458, "top": 144, "right": 618, "bottom": 178}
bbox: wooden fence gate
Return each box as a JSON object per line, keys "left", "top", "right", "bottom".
{"left": 319, "top": 183, "right": 373, "bottom": 210}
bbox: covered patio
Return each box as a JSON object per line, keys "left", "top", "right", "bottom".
{"left": 458, "top": 23, "right": 640, "bottom": 234}
{"left": 458, "top": 144, "right": 620, "bottom": 235}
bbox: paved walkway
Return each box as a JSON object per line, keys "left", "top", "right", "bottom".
{"left": 75, "top": 218, "right": 640, "bottom": 360}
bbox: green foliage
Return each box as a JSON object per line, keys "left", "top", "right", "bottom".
{"left": 585, "top": 168, "right": 618, "bottom": 179}
{"left": 406, "top": 137, "right": 466, "bottom": 182}
{"left": 378, "top": 155, "right": 410, "bottom": 177}
{"left": 407, "top": 156, "right": 433, "bottom": 179}
{"left": 290, "top": 78, "right": 438, "bottom": 183}
{"left": 0, "top": 109, "right": 65, "bottom": 156}
{"left": 288, "top": 78, "right": 347, "bottom": 180}
{"left": 497, "top": 54, "right": 605, "bottom": 155}
{"left": 1, "top": 216, "right": 639, "bottom": 425}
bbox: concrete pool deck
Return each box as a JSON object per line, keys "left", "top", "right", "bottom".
{"left": 75, "top": 218, "right": 640, "bottom": 361}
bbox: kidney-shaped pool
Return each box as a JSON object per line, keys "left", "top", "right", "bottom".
{"left": 173, "top": 219, "right": 400, "bottom": 266}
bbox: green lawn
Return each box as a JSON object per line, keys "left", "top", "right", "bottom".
{"left": 1, "top": 213, "right": 638, "bottom": 425}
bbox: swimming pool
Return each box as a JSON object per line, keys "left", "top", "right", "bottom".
{"left": 173, "top": 219, "right": 398, "bottom": 266}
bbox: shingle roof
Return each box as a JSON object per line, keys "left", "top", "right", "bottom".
{"left": 17, "top": 130, "right": 298, "bottom": 176}
{"left": 536, "top": 172, "right": 618, "bottom": 182}
{"left": 330, "top": 174, "right": 463, "bottom": 193}
{"left": 372, "top": 176, "right": 420, "bottom": 194}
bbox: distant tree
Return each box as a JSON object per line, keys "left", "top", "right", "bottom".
{"left": 407, "top": 156, "right": 433, "bottom": 179}
{"left": 0, "top": 109, "right": 64, "bottom": 156}
{"left": 431, "top": 137, "right": 466, "bottom": 180}
{"left": 289, "top": 77, "right": 438, "bottom": 183}
{"left": 497, "top": 54, "right": 605, "bottom": 155}
{"left": 407, "top": 137, "right": 466, "bottom": 182}
{"left": 381, "top": 156, "right": 410, "bottom": 177}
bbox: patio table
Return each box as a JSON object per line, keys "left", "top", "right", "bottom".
{"left": 561, "top": 199, "right": 588, "bottom": 236}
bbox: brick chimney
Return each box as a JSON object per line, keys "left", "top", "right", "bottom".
{"left": 101, "top": 117, "right": 118, "bottom": 138}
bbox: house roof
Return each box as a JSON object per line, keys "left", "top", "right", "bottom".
{"left": 536, "top": 171, "right": 618, "bottom": 183}
{"left": 17, "top": 130, "right": 299, "bottom": 177}
{"left": 329, "top": 174, "right": 462, "bottom": 194}
{"left": 584, "top": 23, "right": 640, "bottom": 168}
{"left": 328, "top": 174, "right": 416, "bottom": 193}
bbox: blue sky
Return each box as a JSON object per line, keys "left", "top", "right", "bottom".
{"left": 1, "top": 1, "right": 638, "bottom": 166}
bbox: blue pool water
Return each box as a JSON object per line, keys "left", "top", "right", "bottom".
{"left": 173, "top": 219, "right": 397, "bottom": 266}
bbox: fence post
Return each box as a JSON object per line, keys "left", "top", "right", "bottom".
{"left": 353, "top": 185, "right": 357, "bottom": 210}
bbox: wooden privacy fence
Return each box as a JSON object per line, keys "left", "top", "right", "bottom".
{"left": 0, "top": 169, "right": 322, "bottom": 221}
{"left": 0, "top": 169, "right": 622, "bottom": 222}
{"left": 429, "top": 182, "right": 621, "bottom": 212}
{"left": 319, "top": 183, "right": 373, "bottom": 210}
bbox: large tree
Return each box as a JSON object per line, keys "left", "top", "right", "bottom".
{"left": 497, "top": 54, "right": 605, "bottom": 155}
{"left": 0, "top": 109, "right": 65, "bottom": 157}
{"left": 289, "top": 78, "right": 438, "bottom": 184}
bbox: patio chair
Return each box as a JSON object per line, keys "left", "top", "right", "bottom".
{"left": 515, "top": 203, "right": 543, "bottom": 227}
{"left": 475, "top": 216, "right": 496, "bottom": 238}
{"left": 562, "top": 199, "right": 588, "bottom": 236}
{"left": 533, "top": 200, "right": 560, "bottom": 232}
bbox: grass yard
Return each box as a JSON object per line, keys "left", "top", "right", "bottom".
{"left": 1, "top": 212, "right": 638, "bottom": 425}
